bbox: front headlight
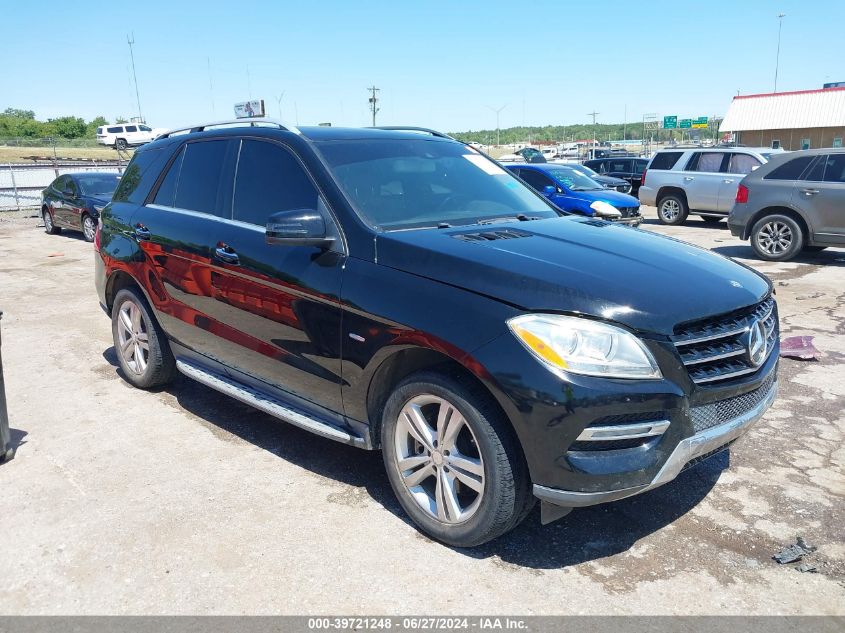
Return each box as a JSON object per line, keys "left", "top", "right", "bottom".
{"left": 589, "top": 201, "right": 621, "bottom": 218}
{"left": 508, "top": 314, "right": 662, "bottom": 380}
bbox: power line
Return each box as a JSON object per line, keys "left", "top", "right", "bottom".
{"left": 367, "top": 85, "right": 380, "bottom": 126}
{"left": 774, "top": 13, "right": 786, "bottom": 92}
{"left": 486, "top": 104, "right": 507, "bottom": 146}
{"left": 127, "top": 33, "right": 143, "bottom": 123}
{"left": 587, "top": 110, "right": 599, "bottom": 150}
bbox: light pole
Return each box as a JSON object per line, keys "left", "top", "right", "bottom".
{"left": 486, "top": 105, "right": 507, "bottom": 146}
{"left": 276, "top": 91, "right": 285, "bottom": 119}
{"left": 774, "top": 13, "right": 785, "bottom": 93}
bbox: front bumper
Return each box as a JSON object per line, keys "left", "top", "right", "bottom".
{"left": 612, "top": 215, "right": 642, "bottom": 227}
{"left": 533, "top": 378, "right": 777, "bottom": 508}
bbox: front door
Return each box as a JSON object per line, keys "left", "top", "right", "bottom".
{"left": 201, "top": 138, "right": 346, "bottom": 414}
{"left": 717, "top": 153, "right": 762, "bottom": 212}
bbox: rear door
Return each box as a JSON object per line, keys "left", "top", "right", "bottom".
{"left": 683, "top": 151, "right": 727, "bottom": 211}
{"left": 799, "top": 154, "right": 845, "bottom": 243}
{"left": 201, "top": 138, "right": 346, "bottom": 413}
{"left": 718, "top": 152, "right": 762, "bottom": 212}
{"left": 130, "top": 138, "right": 238, "bottom": 353}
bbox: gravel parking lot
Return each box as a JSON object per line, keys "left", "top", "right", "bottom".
{"left": 0, "top": 209, "right": 842, "bottom": 615}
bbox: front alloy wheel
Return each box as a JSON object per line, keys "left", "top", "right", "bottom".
{"left": 382, "top": 372, "right": 534, "bottom": 547}
{"left": 394, "top": 394, "right": 485, "bottom": 523}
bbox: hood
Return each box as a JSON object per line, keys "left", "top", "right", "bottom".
{"left": 376, "top": 217, "right": 770, "bottom": 336}
{"left": 565, "top": 187, "right": 639, "bottom": 208}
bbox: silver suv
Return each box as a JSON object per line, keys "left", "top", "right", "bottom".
{"left": 729, "top": 149, "right": 845, "bottom": 261}
{"left": 640, "top": 147, "right": 782, "bottom": 225}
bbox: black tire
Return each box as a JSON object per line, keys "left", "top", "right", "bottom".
{"left": 700, "top": 215, "right": 724, "bottom": 223}
{"left": 42, "top": 208, "right": 61, "bottom": 235}
{"left": 381, "top": 371, "right": 534, "bottom": 547}
{"left": 81, "top": 213, "right": 96, "bottom": 242}
{"left": 111, "top": 287, "right": 176, "bottom": 389}
{"left": 750, "top": 214, "right": 805, "bottom": 261}
{"left": 115, "top": 138, "right": 128, "bottom": 151}
{"left": 656, "top": 194, "right": 689, "bottom": 225}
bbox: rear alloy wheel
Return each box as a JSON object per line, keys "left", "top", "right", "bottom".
{"left": 43, "top": 209, "right": 61, "bottom": 235}
{"left": 750, "top": 214, "right": 804, "bottom": 261}
{"left": 657, "top": 195, "right": 688, "bottom": 225}
{"left": 111, "top": 288, "right": 176, "bottom": 389}
{"left": 82, "top": 214, "right": 96, "bottom": 242}
{"left": 382, "top": 372, "right": 534, "bottom": 547}
{"left": 115, "top": 138, "right": 128, "bottom": 151}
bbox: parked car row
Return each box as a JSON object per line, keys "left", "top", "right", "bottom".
{"left": 58, "top": 120, "right": 779, "bottom": 547}
{"left": 639, "top": 146, "right": 845, "bottom": 261}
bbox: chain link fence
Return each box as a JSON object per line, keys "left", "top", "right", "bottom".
{"left": 1, "top": 161, "right": 125, "bottom": 211}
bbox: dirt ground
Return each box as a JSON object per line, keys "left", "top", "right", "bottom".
{"left": 0, "top": 209, "right": 842, "bottom": 615}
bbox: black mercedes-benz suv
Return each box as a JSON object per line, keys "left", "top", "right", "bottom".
{"left": 94, "top": 120, "right": 779, "bottom": 547}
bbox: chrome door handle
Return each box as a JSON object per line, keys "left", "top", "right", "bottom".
{"left": 214, "top": 244, "right": 240, "bottom": 265}
{"left": 133, "top": 224, "right": 151, "bottom": 241}
{"left": 683, "top": 176, "right": 694, "bottom": 181}
{"left": 723, "top": 179, "right": 735, "bottom": 184}
{"left": 800, "top": 189, "right": 820, "bottom": 196}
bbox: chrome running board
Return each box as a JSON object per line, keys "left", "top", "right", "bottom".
{"left": 176, "top": 359, "right": 367, "bottom": 448}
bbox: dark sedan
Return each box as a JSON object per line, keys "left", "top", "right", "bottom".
{"left": 41, "top": 173, "right": 121, "bottom": 242}
{"left": 584, "top": 157, "right": 649, "bottom": 195}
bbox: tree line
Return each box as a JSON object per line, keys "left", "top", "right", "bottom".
{"left": 450, "top": 123, "right": 716, "bottom": 145}
{"left": 0, "top": 108, "right": 130, "bottom": 139}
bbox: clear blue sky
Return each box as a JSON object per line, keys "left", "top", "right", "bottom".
{"left": 2, "top": 0, "right": 843, "bottom": 132}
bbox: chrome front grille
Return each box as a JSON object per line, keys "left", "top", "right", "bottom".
{"left": 673, "top": 298, "right": 777, "bottom": 385}
{"left": 617, "top": 206, "right": 640, "bottom": 218}
{"left": 689, "top": 371, "right": 776, "bottom": 433}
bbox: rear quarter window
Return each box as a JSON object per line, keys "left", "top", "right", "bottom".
{"left": 113, "top": 147, "right": 171, "bottom": 204}
{"left": 107, "top": 126, "right": 122, "bottom": 134}
{"left": 764, "top": 156, "right": 815, "bottom": 180}
{"left": 648, "top": 152, "right": 683, "bottom": 170}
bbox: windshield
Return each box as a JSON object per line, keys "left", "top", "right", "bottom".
{"left": 77, "top": 174, "right": 120, "bottom": 197}
{"left": 570, "top": 165, "right": 600, "bottom": 178}
{"left": 316, "top": 139, "right": 559, "bottom": 230}
{"left": 546, "top": 166, "right": 604, "bottom": 191}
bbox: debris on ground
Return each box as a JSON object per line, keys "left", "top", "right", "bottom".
{"left": 780, "top": 336, "right": 820, "bottom": 360}
{"left": 796, "top": 292, "right": 825, "bottom": 300}
{"left": 46, "top": 253, "right": 64, "bottom": 258}
{"left": 773, "top": 536, "right": 817, "bottom": 565}
{"left": 796, "top": 563, "right": 818, "bottom": 573}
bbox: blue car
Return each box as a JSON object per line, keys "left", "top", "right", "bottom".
{"left": 505, "top": 163, "right": 642, "bottom": 226}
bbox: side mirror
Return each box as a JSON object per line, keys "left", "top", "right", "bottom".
{"left": 266, "top": 209, "right": 334, "bottom": 248}
{"left": 542, "top": 185, "right": 556, "bottom": 196}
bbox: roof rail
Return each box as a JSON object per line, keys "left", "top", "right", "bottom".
{"left": 371, "top": 126, "right": 455, "bottom": 140}
{"left": 155, "top": 117, "right": 301, "bottom": 140}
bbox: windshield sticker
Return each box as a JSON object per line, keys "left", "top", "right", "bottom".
{"left": 463, "top": 154, "right": 507, "bottom": 176}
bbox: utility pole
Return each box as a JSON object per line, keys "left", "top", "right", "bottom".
{"left": 774, "top": 13, "right": 786, "bottom": 93}
{"left": 367, "top": 85, "right": 380, "bottom": 127}
{"left": 486, "top": 105, "right": 507, "bottom": 146}
{"left": 276, "top": 91, "right": 285, "bottom": 119}
{"left": 127, "top": 33, "right": 143, "bottom": 123}
{"left": 587, "top": 110, "right": 599, "bottom": 154}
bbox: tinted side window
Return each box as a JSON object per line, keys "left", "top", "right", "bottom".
{"left": 114, "top": 147, "right": 171, "bottom": 204}
{"left": 765, "top": 156, "right": 815, "bottom": 180}
{"left": 649, "top": 152, "right": 683, "bottom": 170}
{"left": 153, "top": 145, "right": 185, "bottom": 207}
{"left": 608, "top": 159, "right": 632, "bottom": 172}
{"left": 125, "top": 125, "right": 138, "bottom": 133}
{"left": 233, "top": 140, "right": 319, "bottom": 226}
{"left": 821, "top": 154, "right": 845, "bottom": 183}
{"left": 52, "top": 175, "right": 68, "bottom": 192}
{"left": 688, "top": 152, "right": 725, "bottom": 172}
{"left": 728, "top": 154, "right": 761, "bottom": 175}
{"left": 519, "top": 169, "right": 555, "bottom": 191}
{"left": 803, "top": 156, "right": 827, "bottom": 182}
{"left": 107, "top": 126, "right": 122, "bottom": 133}
{"left": 634, "top": 159, "right": 648, "bottom": 174}
{"left": 174, "top": 140, "right": 234, "bottom": 216}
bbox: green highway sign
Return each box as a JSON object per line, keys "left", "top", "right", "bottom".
{"left": 679, "top": 119, "right": 692, "bottom": 129}
{"left": 663, "top": 115, "right": 677, "bottom": 129}
{"left": 692, "top": 116, "right": 709, "bottom": 129}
